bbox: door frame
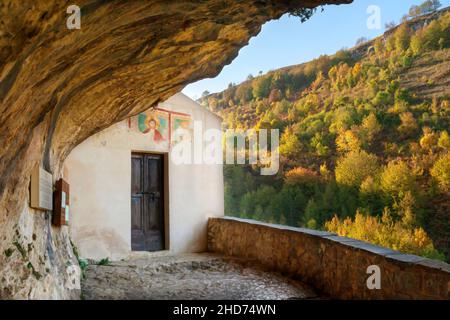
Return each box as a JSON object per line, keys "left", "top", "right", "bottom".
{"left": 130, "top": 151, "right": 170, "bottom": 251}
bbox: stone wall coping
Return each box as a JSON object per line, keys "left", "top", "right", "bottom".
{"left": 217, "top": 216, "right": 450, "bottom": 274}
{"left": 219, "top": 216, "right": 336, "bottom": 237}
{"left": 417, "top": 259, "right": 450, "bottom": 273}
{"left": 323, "top": 236, "right": 401, "bottom": 256}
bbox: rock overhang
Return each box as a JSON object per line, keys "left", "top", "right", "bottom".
{"left": 0, "top": 0, "right": 352, "bottom": 299}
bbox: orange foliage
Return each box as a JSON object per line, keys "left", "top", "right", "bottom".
{"left": 284, "top": 167, "right": 320, "bottom": 186}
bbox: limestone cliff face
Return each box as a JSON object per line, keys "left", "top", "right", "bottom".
{"left": 0, "top": 0, "right": 350, "bottom": 299}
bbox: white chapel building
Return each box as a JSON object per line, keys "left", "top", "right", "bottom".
{"left": 64, "top": 93, "right": 224, "bottom": 260}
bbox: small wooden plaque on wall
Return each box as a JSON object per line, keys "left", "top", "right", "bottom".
{"left": 30, "top": 166, "right": 53, "bottom": 211}
{"left": 53, "top": 179, "right": 70, "bottom": 226}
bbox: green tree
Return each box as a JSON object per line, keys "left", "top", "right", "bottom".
{"left": 410, "top": 33, "right": 424, "bottom": 55}
{"left": 409, "top": 5, "right": 421, "bottom": 18}
{"left": 224, "top": 166, "right": 256, "bottom": 215}
{"left": 252, "top": 76, "right": 272, "bottom": 99}
{"left": 359, "top": 176, "right": 383, "bottom": 215}
{"left": 360, "top": 113, "right": 382, "bottom": 145}
{"left": 279, "top": 128, "right": 303, "bottom": 159}
{"left": 398, "top": 112, "right": 418, "bottom": 138}
{"left": 419, "top": 0, "right": 442, "bottom": 14}
{"left": 438, "top": 131, "right": 450, "bottom": 151}
{"left": 270, "top": 185, "right": 308, "bottom": 226}
{"left": 335, "top": 150, "right": 380, "bottom": 188}
{"left": 422, "top": 19, "right": 445, "bottom": 50}
{"left": 420, "top": 127, "right": 439, "bottom": 151}
{"left": 235, "top": 84, "right": 253, "bottom": 104}
{"left": 372, "top": 91, "right": 391, "bottom": 107}
{"left": 394, "top": 24, "right": 411, "bottom": 52}
{"left": 336, "top": 129, "right": 362, "bottom": 153}
{"left": 284, "top": 167, "right": 321, "bottom": 198}
{"left": 303, "top": 198, "right": 320, "bottom": 227}
{"left": 240, "top": 185, "right": 276, "bottom": 219}
{"left": 431, "top": 152, "right": 450, "bottom": 191}
{"left": 381, "top": 161, "right": 417, "bottom": 198}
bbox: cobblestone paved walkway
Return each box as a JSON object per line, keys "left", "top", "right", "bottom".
{"left": 81, "top": 253, "right": 318, "bottom": 300}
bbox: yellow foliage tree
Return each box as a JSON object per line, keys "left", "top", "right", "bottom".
{"left": 394, "top": 24, "right": 411, "bottom": 52}
{"left": 361, "top": 113, "right": 381, "bottom": 144}
{"left": 380, "top": 160, "right": 417, "bottom": 198}
{"left": 335, "top": 150, "right": 380, "bottom": 187}
{"left": 352, "top": 62, "right": 362, "bottom": 78}
{"left": 279, "top": 127, "right": 303, "bottom": 159}
{"left": 398, "top": 112, "right": 418, "bottom": 137}
{"left": 284, "top": 167, "right": 320, "bottom": 186}
{"left": 419, "top": 127, "right": 439, "bottom": 151}
{"left": 325, "top": 210, "right": 444, "bottom": 260}
{"left": 336, "top": 129, "right": 362, "bottom": 153}
{"left": 431, "top": 152, "right": 450, "bottom": 192}
{"left": 438, "top": 131, "right": 450, "bottom": 151}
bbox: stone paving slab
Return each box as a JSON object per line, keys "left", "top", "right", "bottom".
{"left": 81, "top": 253, "right": 318, "bottom": 300}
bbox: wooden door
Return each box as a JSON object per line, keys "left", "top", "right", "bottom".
{"left": 131, "top": 153, "right": 165, "bottom": 251}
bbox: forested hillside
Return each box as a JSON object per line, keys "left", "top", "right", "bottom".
{"left": 200, "top": 6, "right": 450, "bottom": 261}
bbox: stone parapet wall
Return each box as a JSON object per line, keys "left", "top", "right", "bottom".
{"left": 207, "top": 217, "right": 450, "bottom": 299}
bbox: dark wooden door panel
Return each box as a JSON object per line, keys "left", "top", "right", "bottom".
{"left": 145, "top": 230, "right": 164, "bottom": 251}
{"left": 147, "top": 197, "right": 163, "bottom": 230}
{"left": 131, "top": 156, "right": 143, "bottom": 194}
{"left": 131, "top": 230, "right": 146, "bottom": 251}
{"left": 131, "top": 153, "right": 165, "bottom": 252}
{"left": 131, "top": 195, "right": 143, "bottom": 230}
{"left": 144, "top": 155, "right": 161, "bottom": 192}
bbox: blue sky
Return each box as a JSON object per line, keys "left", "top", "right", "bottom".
{"left": 183, "top": 0, "right": 449, "bottom": 100}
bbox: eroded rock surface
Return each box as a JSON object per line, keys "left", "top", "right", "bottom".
{"left": 0, "top": 0, "right": 351, "bottom": 299}
{"left": 81, "top": 253, "right": 318, "bottom": 300}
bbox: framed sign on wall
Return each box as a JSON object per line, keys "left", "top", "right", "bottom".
{"left": 53, "top": 179, "right": 70, "bottom": 227}
{"left": 30, "top": 166, "right": 53, "bottom": 211}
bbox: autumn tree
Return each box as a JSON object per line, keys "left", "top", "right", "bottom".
{"left": 431, "top": 152, "right": 450, "bottom": 191}
{"left": 235, "top": 83, "right": 253, "bottom": 104}
{"left": 438, "top": 131, "right": 450, "bottom": 151}
{"left": 335, "top": 150, "right": 380, "bottom": 188}
{"left": 279, "top": 127, "right": 303, "bottom": 159}
{"left": 394, "top": 24, "right": 411, "bottom": 52}
{"left": 381, "top": 160, "right": 417, "bottom": 198}
{"left": 336, "top": 129, "right": 362, "bottom": 153}
{"left": 284, "top": 167, "right": 321, "bottom": 197}
{"left": 252, "top": 76, "right": 272, "bottom": 100}
{"left": 360, "top": 113, "right": 382, "bottom": 145}
{"left": 325, "top": 210, "right": 444, "bottom": 260}
{"left": 398, "top": 112, "right": 418, "bottom": 138}
{"left": 420, "top": 127, "right": 439, "bottom": 151}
